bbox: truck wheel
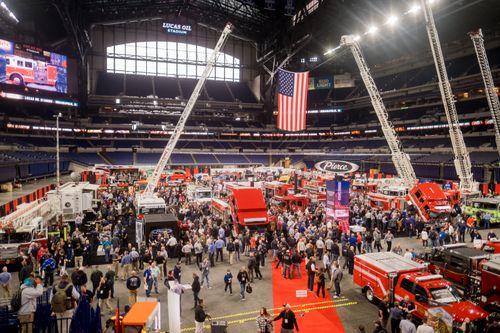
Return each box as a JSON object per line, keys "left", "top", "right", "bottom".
{"left": 365, "top": 287, "right": 375, "bottom": 303}
{"left": 10, "top": 74, "right": 24, "bottom": 86}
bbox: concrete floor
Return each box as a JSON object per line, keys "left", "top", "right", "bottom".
{"left": 2, "top": 228, "right": 496, "bottom": 332}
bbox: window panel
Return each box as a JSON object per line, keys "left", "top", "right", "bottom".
{"left": 114, "top": 44, "right": 125, "bottom": 57}
{"left": 136, "top": 60, "right": 147, "bottom": 74}
{"left": 106, "top": 42, "right": 240, "bottom": 82}
{"left": 187, "top": 64, "right": 197, "bottom": 78}
{"left": 115, "top": 58, "right": 125, "bottom": 73}
{"left": 106, "top": 58, "right": 114, "bottom": 72}
{"left": 157, "top": 62, "right": 167, "bottom": 76}
{"left": 125, "top": 59, "right": 136, "bottom": 73}
{"left": 225, "top": 67, "right": 233, "bottom": 81}
{"left": 177, "top": 63, "right": 187, "bottom": 77}
{"left": 125, "top": 43, "right": 136, "bottom": 57}
{"left": 215, "top": 66, "right": 224, "bottom": 80}
{"left": 167, "top": 62, "right": 177, "bottom": 77}
{"left": 147, "top": 61, "right": 156, "bottom": 75}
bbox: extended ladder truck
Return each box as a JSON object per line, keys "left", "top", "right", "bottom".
{"left": 134, "top": 23, "right": 233, "bottom": 243}
{"left": 469, "top": 28, "right": 500, "bottom": 158}
{"left": 420, "top": 0, "right": 475, "bottom": 194}
{"left": 340, "top": 35, "right": 451, "bottom": 222}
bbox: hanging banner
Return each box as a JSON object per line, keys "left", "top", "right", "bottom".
{"left": 333, "top": 73, "right": 355, "bottom": 88}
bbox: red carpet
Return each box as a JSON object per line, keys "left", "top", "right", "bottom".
{"left": 271, "top": 261, "right": 346, "bottom": 333}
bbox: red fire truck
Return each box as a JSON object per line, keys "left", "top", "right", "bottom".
{"left": 263, "top": 181, "right": 294, "bottom": 199}
{"left": 367, "top": 186, "right": 408, "bottom": 211}
{"left": 354, "top": 252, "right": 489, "bottom": 328}
{"left": 482, "top": 239, "right": 500, "bottom": 254}
{"left": 352, "top": 180, "right": 377, "bottom": 194}
{"left": 227, "top": 186, "right": 268, "bottom": 233}
{"left": 270, "top": 194, "right": 310, "bottom": 213}
{"left": 406, "top": 182, "right": 453, "bottom": 222}
{"left": 5, "top": 55, "right": 58, "bottom": 87}
{"left": 478, "top": 255, "right": 500, "bottom": 312}
{"left": 426, "top": 243, "right": 489, "bottom": 290}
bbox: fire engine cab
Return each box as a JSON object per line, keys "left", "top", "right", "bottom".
{"left": 5, "top": 55, "right": 58, "bottom": 87}
{"left": 406, "top": 182, "right": 452, "bottom": 222}
{"left": 263, "top": 181, "right": 294, "bottom": 199}
{"left": 354, "top": 252, "right": 488, "bottom": 327}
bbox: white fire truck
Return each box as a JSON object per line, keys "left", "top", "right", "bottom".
{"left": 0, "top": 198, "right": 58, "bottom": 264}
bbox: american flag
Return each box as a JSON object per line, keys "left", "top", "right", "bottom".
{"left": 277, "top": 69, "right": 309, "bottom": 132}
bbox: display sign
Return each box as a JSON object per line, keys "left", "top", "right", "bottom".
{"left": 0, "top": 39, "right": 68, "bottom": 93}
{"left": 162, "top": 22, "right": 192, "bottom": 35}
{"left": 326, "top": 180, "right": 350, "bottom": 232}
{"left": 333, "top": 73, "right": 355, "bottom": 88}
{"left": 315, "top": 160, "right": 359, "bottom": 174}
{"left": 308, "top": 76, "right": 333, "bottom": 90}
{"left": 0, "top": 91, "right": 78, "bottom": 107}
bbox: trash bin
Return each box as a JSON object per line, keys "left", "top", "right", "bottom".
{"left": 210, "top": 320, "right": 228, "bottom": 333}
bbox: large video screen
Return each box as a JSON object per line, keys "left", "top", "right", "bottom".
{"left": 0, "top": 39, "right": 68, "bottom": 94}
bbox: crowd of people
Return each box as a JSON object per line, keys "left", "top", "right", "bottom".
{"left": 1, "top": 171, "right": 499, "bottom": 333}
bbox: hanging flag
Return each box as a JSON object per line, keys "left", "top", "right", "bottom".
{"left": 277, "top": 68, "right": 309, "bottom": 131}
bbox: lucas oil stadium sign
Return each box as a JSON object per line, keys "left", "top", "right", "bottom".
{"left": 162, "top": 22, "right": 192, "bottom": 35}
{"left": 315, "top": 160, "right": 359, "bottom": 174}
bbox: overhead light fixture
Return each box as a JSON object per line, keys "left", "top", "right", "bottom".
{"left": 0, "top": 1, "right": 18, "bottom": 23}
{"left": 353, "top": 35, "right": 361, "bottom": 41}
{"left": 386, "top": 15, "right": 398, "bottom": 26}
{"left": 153, "top": 100, "right": 158, "bottom": 106}
{"left": 235, "top": 117, "right": 241, "bottom": 121}
{"left": 408, "top": 4, "right": 420, "bottom": 13}
{"left": 115, "top": 98, "right": 120, "bottom": 104}
{"left": 367, "top": 26, "right": 378, "bottom": 34}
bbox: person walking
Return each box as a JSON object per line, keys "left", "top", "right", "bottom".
{"left": 385, "top": 230, "right": 394, "bottom": 252}
{"left": 400, "top": 314, "right": 417, "bottom": 333}
{"left": 247, "top": 252, "right": 257, "bottom": 283}
{"left": 306, "top": 256, "right": 316, "bottom": 292}
{"left": 0, "top": 266, "right": 12, "bottom": 299}
{"left": 126, "top": 271, "right": 141, "bottom": 306}
{"left": 291, "top": 251, "right": 302, "bottom": 279}
{"left": 224, "top": 269, "right": 233, "bottom": 294}
{"left": 96, "top": 277, "right": 112, "bottom": 314}
{"left": 390, "top": 301, "right": 404, "bottom": 333}
{"left": 151, "top": 261, "right": 161, "bottom": 294}
{"left": 200, "top": 258, "right": 211, "bottom": 288}
{"left": 215, "top": 237, "right": 225, "bottom": 262}
{"left": 347, "top": 246, "right": 355, "bottom": 275}
{"left": 120, "top": 251, "right": 132, "bottom": 280}
{"left": 282, "top": 249, "right": 292, "bottom": 279}
{"left": 330, "top": 262, "right": 343, "bottom": 298}
{"left": 194, "top": 299, "right": 211, "bottom": 333}
{"left": 144, "top": 264, "right": 153, "bottom": 297}
{"left": 256, "top": 307, "right": 273, "bottom": 333}
{"left": 316, "top": 267, "right": 326, "bottom": 298}
{"left": 237, "top": 266, "right": 249, "bottom": 301}
{"left": 227, "top": 239, "right": 235, "bottom": 265}
{"left": 90, "top": 266, "right": 103, "bottom": 295}
{"left": 50, "top": 273, "right": 80, "bottom": 333}
{"left": 18, "top": 276, "right": 44, "bottom": 333}
{"left": 273, "top": 304, "right": 299, "bottom": 333}
{"left": 191, "top": 273, "right": 201, "bottom": 308}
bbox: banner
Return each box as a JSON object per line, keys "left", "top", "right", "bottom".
{"left": 308, "top": 76, "right": 333, "bottom": 90}
{"left": 333, "top": 73, "right": 355, "bottom": 88}
{"left": 326, "top": 180, "right": 350, "bottom": 232}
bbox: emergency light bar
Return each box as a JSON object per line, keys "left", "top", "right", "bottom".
{"left": 415, "top": 274, "right": 443, "bottom": 282}
{"left": 441, "top": 243, "right": 468, "bottom": 249}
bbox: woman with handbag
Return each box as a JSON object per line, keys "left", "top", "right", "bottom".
{"left": 256, "top": 307, "right": 273, "bottom": 333}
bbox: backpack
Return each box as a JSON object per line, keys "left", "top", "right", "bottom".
{"left": 11, "top": 287, "right": 23, "bottom": 312}
{"left": 227, "top": 242, "right": 235, "bottom": 252}
{"left": 51, "top": 284, "right": 72, "bottom": 313}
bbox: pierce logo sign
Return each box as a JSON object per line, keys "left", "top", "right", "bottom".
{"left": 315, "top": 160, "right": 359, "bottom": 174}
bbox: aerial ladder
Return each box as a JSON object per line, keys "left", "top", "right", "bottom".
{"left": 340, "top": 35, "right": 417, "bottom": 190}
{"left": 142, "top": 23, "right": 233, "bottom": 198}
{"left": 420, "top": 0, "right": 474, "bottom": 193}
{"left": 469, "top": 28, "right": 500, "bottom": 157}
